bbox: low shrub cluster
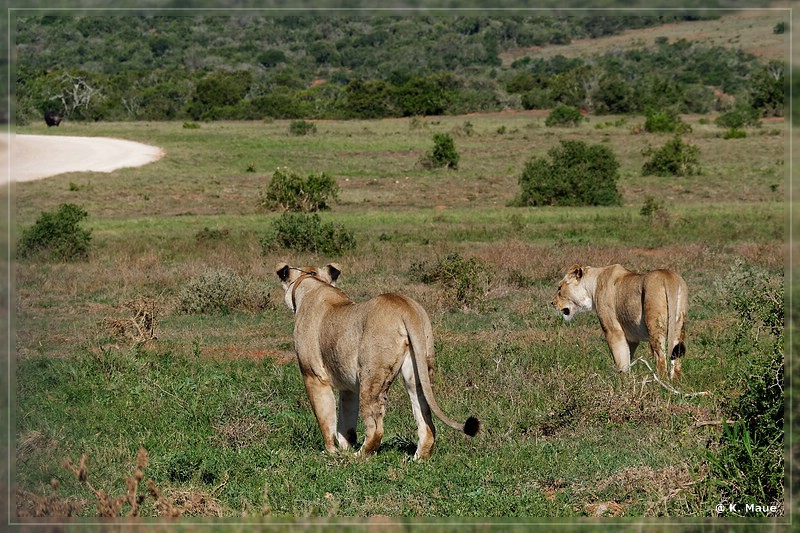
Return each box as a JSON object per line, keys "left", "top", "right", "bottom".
{"left": 18, "top": 203, "right": 92, "bottom": 261}
{"left": 288, "top": 120, "right": 317, "bottom": 136}
{"left": 707, "top": 266, "right": 784, "bottom": 515}
{"left": 643, "top": 109, "right": 691, "bottom": 134}
{"left": 259, "top": 168, "right": 339, "bottom": 212}
{"left": 177, "top": 268, "right": 264, "bottom": 314}
{"left": 641, "top": 134, "right": 701, "bottom": 176}
{"left": 261, "top": 212, "right": 356, "bottom": 256}
{"left": 545, "top": 104, "right": 584, "bottom": 127}
{"left": 410, "top": 252, "right": 491, "bottom": 309}
{"left": 514, "top": 139, "right": 621, "bottom": 207}
{"left": 420, "top": 133, "right": 459, "bottom": 170}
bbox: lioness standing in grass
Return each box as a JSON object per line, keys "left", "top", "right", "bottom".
{"left": 275, "top": 262, "right": 479, "bottom": 459}
{"left": 552, "top": 263, "right": 688, "bottom": 380}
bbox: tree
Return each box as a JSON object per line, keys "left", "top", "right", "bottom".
{"left": 749, "top": 60, "right": 785, "bottom": 117}
{"left": 189, "top": 70, "right": 253, "bottom": 120}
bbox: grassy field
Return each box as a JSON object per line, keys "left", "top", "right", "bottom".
{"left": 10, "top": 108, "right": 788, "bottom": 526}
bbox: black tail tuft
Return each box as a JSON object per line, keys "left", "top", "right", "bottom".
{"left": 671, "top": 342, "right": 686, "bottom": 360}
{"left": 464, "top": 416, "right": 480, "bottom": 437}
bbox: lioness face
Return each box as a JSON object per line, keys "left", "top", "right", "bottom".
{"left": 275, "top": 262, "right": 341, "bottom": 311}
{"left": 552, "top": 264, "right": 593, "bottom": 321}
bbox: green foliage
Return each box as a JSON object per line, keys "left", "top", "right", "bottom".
{"left": 261, "top": 212, "right": 356, "bottom": 256}
{"left": 544, "top": 104, "right": 584, "bottom": 127}
{"left": 410, "top": 252, "right": 491, "bottom": 309}
{"left": 643, "top": 109, "right": 690, "bottom": 134}
{"left": 288, "top": 120, "right": 317, "bottom": 136}
{"left": 514, "top": 139, "right": 621, "bottom": 207}
{"left": 641, "top": 134, "right": 701, "bottom": 176}
{"left": 188, "top": 70, "right": 253, "bottom": 121}
{"left": 723, "top": 128, "right": 747, "bottom": 139}
{"left": 715, "top": 106, "right": 761, "bottom": 129}
{"left": 13, "top": 15, "right": 778, "bottom": 123}
{"left": 707, "top": 267, "right": 784, "bottom": 514}
{"left": 177, "top": 268, "right": 264, "bottom": 314}
{"left": 260, "top": 168, "right": 339, "bottom": 212}
{"left": 421, "top": 133, "right": 459, "bottom": 170}
{"left": 18, "top": 203, "right": 92, "bottom": 261}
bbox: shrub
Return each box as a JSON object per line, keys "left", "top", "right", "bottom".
{"left": 259, "top": 168, "right": 339, "bottom": 212}
{"left": 544, "top": 104, "right": 584, "bottom": 127}
{"left": 289, "top": 120, "right": 317, "bottom": 135}
{"left": 715, "top": 106, "right": 761, "bottom": 129}
{"left": 261, "top": 212, "right": 356, "bottom": 256}
{"left": 723, "top": 128, "right": 747, "bottom": 139}
{"left": 18, "top": 203, "right": 92, "bottom": 261}
{"left": 514, "top": 139, "right": 621, "bottom": 207}
{"left": 409, "top": 252, "right": 491, "bottom": 309}
{"left": 707, "top": 267, "right": 784, "bottom": 515}
{"left": 420, "top": 133, "right": 459, "bottom": 169}
{"left": 641, "top": 134, "right": 701, "bottom": 176}
{"left": 643, "top": 109, "right": 690, "bottom": 134}
{"left": 177, "top": 267, "right": 263, "bottom": 314}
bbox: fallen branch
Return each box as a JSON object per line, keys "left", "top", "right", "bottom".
{"left": 627, "top": 357, "right": 709, "bottom": 398}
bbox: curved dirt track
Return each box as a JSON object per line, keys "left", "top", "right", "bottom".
{"left": 1, "top": 134, "right": 163, "bottom": 183}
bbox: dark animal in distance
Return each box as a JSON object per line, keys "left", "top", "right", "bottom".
{"left": 44, "top": 111, "right": 64, "bottom": 127}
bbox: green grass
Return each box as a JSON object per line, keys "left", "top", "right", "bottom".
{"left": 12, "top": 111, "right": 788, "bottom": 523}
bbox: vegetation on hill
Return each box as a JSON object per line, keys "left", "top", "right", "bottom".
{"left": 13, "top": 14, "right": 786, "bottom": 124}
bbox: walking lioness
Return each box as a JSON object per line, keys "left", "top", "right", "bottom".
{"left": 275, "top": 262, "right": 479, "bottom": 459}
{"left": 552, "top": 263, "right": 688, "bottom": 379}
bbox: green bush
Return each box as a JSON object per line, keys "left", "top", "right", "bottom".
{"left": 261, "top": 212, "right": 356, "bottom": 256}
{"left": 259, "top": 168, "right": 339, "bottom": 212}
{"left": 707, "top": 268, "right": 784, "bottom": 515}
{"left": 715, "top": 106, "right": 761, "bottom": 129}
{"left": 514, "top": 139, "right": 621, "bottom": 207}
{"left": 18, "top": 203, "right": 92, "bottom": 261}
{"left": 409, "top": 252, "right": 491, "bottom": 309}
{"left": 288, "top": 120, "right": 317, "bottom": 136}
{"left": 177, "top": 268, "right": 264, "bottom": 314}
{"left": 420, "top": 133, "right": 459, "bottom": 169}
{"left": 723, "top": 128, "right": 747, "bottom": 139}
{"left": 544, "top": 104, "right": 584, "bottom": 127}
{"left": 643, "top": 109, "right": 690, "bottom": 134}
{"left": 641, "top": 134, "right": 701, "bottom": 176}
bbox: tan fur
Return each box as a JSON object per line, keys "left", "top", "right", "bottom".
{"left": 552, "top": 263, "right": 688, "bottom": 380}
{"left": 275, "top": 262, "right": 479, "bottom": 459}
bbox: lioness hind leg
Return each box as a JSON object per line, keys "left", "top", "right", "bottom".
{"left": 357, "top": 371, "right": 392, "bottom": 456}
{"left": 648, "top": 337, "right": 669, "bottom": 378}
{"left": 302, "top": 374, "right": 338, "bottom": 454}
{"left": 401, "top": 355, "right": 436, "bottom": 460}
{"left": 337, "top": 390, "right": 359, "bottom": 449}
{"left": 606, "top": 330, "right": 632, "bottom": 371}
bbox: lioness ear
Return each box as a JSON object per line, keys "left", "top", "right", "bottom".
{"left": 326, "top": 263, "right": 341, "bottom": 284}
{"left": 568, "top": 264, "right": 583, "bottom": 280}
{"left": 276, "top": 262, "right": 290, "bottom": 282}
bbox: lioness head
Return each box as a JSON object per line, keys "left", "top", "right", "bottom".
{"left": 552, "top": 264, "right": 594, "bottom": 321}
{"left": 275, "top": 262, "right": 341, "bottom": 310}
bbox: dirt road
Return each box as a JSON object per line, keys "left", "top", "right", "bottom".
{"left": 1, "top": 134, "right": 163, "bottom": 183}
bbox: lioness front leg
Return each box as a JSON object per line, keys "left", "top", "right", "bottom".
{"left": 302, "top": 374, "right": 338, "bottom": 454}
{"left": 337, "top": 390, "right": 359, "bottom": 450}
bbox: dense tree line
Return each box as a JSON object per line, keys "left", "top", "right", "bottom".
{"left": 13, "top": 14, "right": 785, "bottom": 124}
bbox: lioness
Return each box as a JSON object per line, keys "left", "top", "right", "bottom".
{"left": 275, "top": 262, "right": 479, "bottom": 459}
{"left": 552, "top": 263, "right": 688, "bottom": 379}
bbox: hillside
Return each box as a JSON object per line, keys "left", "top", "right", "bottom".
{"left": 13, "top": 11, "right": 789, "bottom": 124}
{"left": 501, "top": 10, "right": 787, "bottom": 64}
